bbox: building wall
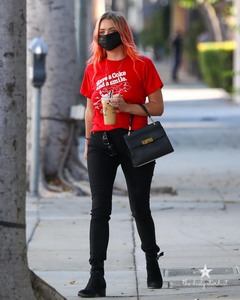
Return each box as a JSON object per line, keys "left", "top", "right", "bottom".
{"left": 171, "top": 2, "right": 188, "bottom": 37}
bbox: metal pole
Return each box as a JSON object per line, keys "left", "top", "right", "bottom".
{"left": 234, "top": 0, "right": 240, "bottom": 103}
{"left": 30, "top": 87, "right": 41, "bottom": 196}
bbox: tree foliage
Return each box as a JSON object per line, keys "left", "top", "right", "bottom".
{"left": 179, "top": 0, "right": 221, "bottom": 9}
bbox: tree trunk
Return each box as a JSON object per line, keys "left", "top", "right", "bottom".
{"left": 27, "top": 0, "right": 87, "bottom": 194}
{"left": 0, "top": 2, "right": 67, "bottom": 299}
{"left": 0, "top": 1, "right": 35, "bottom": 298}
{"left": 198, "top": 0, "right": 223, "bottom": 41}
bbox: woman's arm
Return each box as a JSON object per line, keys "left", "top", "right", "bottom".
{"left": 84, "top": 98, "right": 93, "bottom": 160}
{"left": 144, "top": 88, "right": 164, "bottom": 116}
{"left": 110, "top": 88, "right": 164, "bottom": 117}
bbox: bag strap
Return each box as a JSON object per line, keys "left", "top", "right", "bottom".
{"left": 127, "top": 104, "right": 156, "bottom": 136}
{"left": 138, "top": 104, "right": 156, "bottom": 124}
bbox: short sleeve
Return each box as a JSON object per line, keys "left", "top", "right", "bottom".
{"left": 80, "top": 65, "right": 93, "bottom": 99}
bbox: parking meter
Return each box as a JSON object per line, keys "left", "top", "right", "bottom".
{"left": 28, "top": 37, "right": 48, "bottom": 88}
{"left": 28, "top": 37, "right": 48, "bottom": 196}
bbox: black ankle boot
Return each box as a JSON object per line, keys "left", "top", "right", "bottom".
{"left": 146, "top": 252, "right": 164, "bottom": 289}
{"left": 78, "top": 262, "right": 106, "bottom": 298}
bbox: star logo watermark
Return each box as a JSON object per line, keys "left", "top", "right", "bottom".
{"left": 199, "top": 264, "right": 213, "bottom": 279}
{"left": 182, "top": 264, "right": 228, "bottom": 290}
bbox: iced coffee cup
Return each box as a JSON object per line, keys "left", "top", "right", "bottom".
{"left": 101, "top": 97, "right": 116, "bottom": 125}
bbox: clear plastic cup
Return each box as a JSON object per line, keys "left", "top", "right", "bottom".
{"left": 101, "top": 97, "right": 116, "bottom": 125}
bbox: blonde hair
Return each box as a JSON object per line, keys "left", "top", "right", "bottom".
{"left": 88, "top": 11, "right": 140, "bottom": 71}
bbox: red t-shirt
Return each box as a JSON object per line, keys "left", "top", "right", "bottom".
{"left": 80, "top": 55, "right": 163, "bottom": 132}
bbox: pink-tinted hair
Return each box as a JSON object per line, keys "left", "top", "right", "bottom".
{"left": 88, "top": 11, "right": 141, "bottom": 71}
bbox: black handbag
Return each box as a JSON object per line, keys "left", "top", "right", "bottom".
{"left": 123, "top": 104, "right": 174, "bottom": 167}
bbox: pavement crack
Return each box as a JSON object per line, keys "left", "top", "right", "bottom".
{"left": 131, "top": 216, "right": 140, "bottom": 300}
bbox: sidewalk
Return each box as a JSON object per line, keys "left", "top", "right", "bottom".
{"left": 27, "top": 61, "right": 240, "bottom": 299}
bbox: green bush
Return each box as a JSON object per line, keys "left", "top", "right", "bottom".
{"left": 197, "top": 41, "right": 236, "bottom": 93}
{"left": 184, "top": 17, "right": 205, "bottom": 77}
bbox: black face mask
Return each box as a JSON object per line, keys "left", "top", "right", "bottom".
{"left": 98, "top": 31, "right": 122, "bottom": 51}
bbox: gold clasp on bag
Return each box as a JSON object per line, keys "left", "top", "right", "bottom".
{"left": 142, "top": 137, "right": 154, "bottom": 145}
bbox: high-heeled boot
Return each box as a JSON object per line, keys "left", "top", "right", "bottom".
{"left": 78, "top": 262, "right": 106, "bottom": 298}
{"left": 145, "top": 251, "right": 164, "bottom": 289}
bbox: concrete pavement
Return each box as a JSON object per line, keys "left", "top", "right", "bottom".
{"left": 26, "top": 61, "right": 240, "bottom": 299}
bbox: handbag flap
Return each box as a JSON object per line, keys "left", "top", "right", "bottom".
{"left": 124, "top": 121, "right": 166, "bottom": 149}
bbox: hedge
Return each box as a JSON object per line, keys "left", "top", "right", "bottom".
{"left": 197, "top": 41, "right": 236, "bottom": 93}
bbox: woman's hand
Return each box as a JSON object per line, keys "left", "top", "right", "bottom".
{"left": 109, "top": 94, "right": 128, "bottom": 112}
{"left": 108, "top": 88, "right": 164, "bottom": 116}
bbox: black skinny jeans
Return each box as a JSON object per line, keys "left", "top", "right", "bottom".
{"left": 87, "top": 129, "right": 160, "bottom": 264}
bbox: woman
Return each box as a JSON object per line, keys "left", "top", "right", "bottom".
{"left": 78, "top": 11, "right": 164, "bottom": 298}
